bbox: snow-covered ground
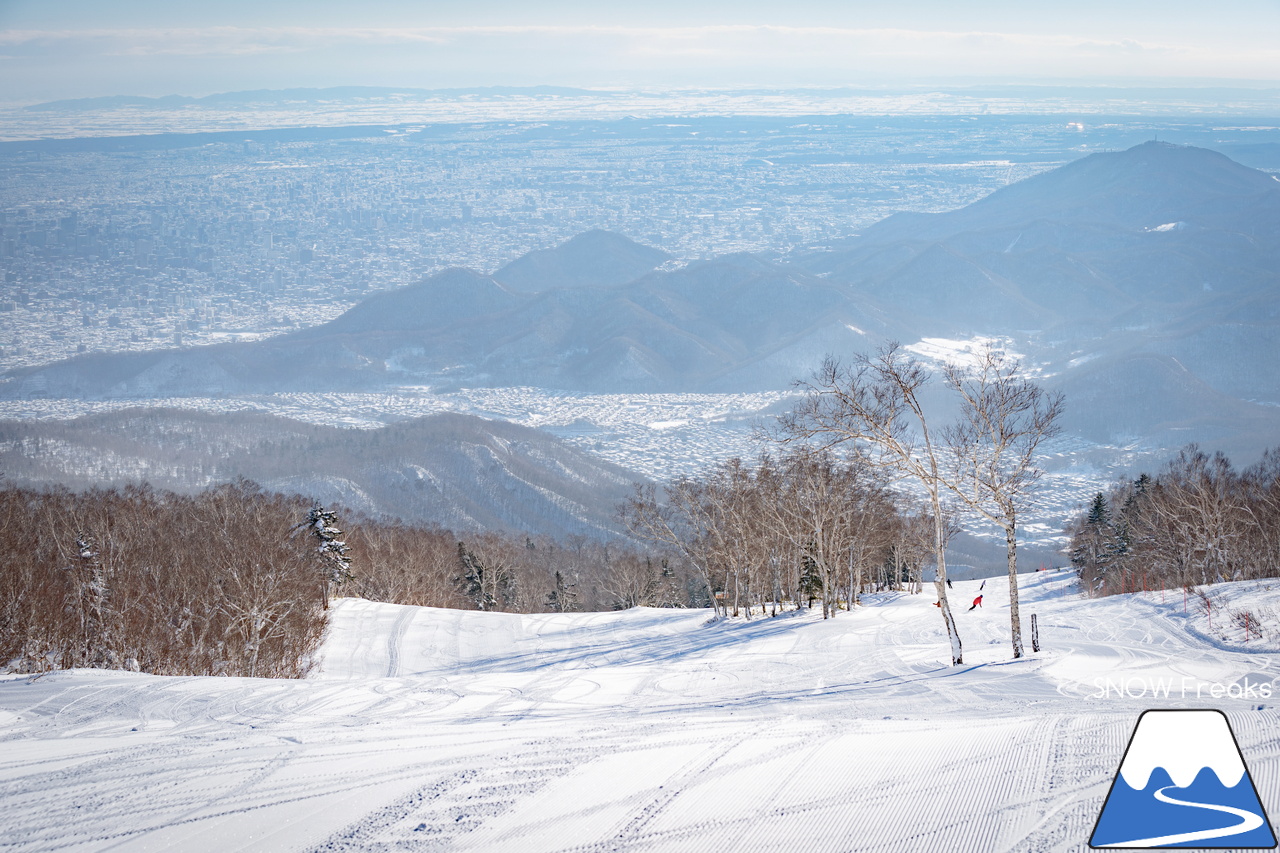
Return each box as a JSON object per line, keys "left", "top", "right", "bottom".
{"left": 3, "top": 571, "right": 1278, "bottom": 852}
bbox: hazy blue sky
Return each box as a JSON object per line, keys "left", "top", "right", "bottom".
{"left": 3, "top": 0, "right": 1279, "bottom": 101}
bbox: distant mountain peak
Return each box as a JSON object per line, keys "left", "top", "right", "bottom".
{"left": 846, "top": 141, "right": 1280, "bottom": 250}
{"left": 493, "top": 230, "right": 671, "bottom": 293}
{"left": 316, "top": 267, "right": 525, "bottom": 335}
{"left": 963, "top": 140, "right": 1278, "bottom": 228}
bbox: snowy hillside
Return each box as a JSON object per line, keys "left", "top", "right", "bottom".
{"left": 0, "top": 409, "right": 643, "bottom": 539}
{"left": 2, "top": 571, "right": 1278, "bottom": 852}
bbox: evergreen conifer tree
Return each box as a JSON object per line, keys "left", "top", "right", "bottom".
{"left": 798, "top": 554, "right": 823, "bottom": 609}
{"left": 1086, "top": 492, "right": 1111, "bottom": 527}
{"left": 545, "top": 570, "right": 579, "bottom": 613}
{"left": 302, "top": 505, "right": 353, "bottom": 609}
{"left": 72, "top": 533, "right": 115, "bottom": 668}
{"left": 454, "top": 541, "right": 513, "bottom": 611}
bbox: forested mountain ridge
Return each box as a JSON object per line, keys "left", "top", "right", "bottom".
{"left": 0, "top": 409, "right": 640, "bottom": 539}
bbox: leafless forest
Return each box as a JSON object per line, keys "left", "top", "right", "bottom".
{"left": 1068, "top": 445, "right": 1280, "bottom": 596}
{"left": 1, "top": 442, "right": 939, "bottom": 678}
{"left": 622, "top": 449, "right": 941, "bottom": 620}
{"left": 0, "top": 481, "right": 326, "bottom": 678}
{"left": 0, "top": 479, "right": 703, "bottom": 678}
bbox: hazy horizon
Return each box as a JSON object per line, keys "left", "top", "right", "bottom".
{"left": 3, "top": 0, "right": 1279, "bottom": 104}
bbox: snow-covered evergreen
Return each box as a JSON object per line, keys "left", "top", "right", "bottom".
{"left": 302, "top": 504, "right": 354, "bottom": 608}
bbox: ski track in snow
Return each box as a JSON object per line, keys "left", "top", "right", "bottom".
{"left": 2, "top": 572, "right": 1279, "bottom": 852}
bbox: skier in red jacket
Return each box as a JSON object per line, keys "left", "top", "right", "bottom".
{"left": 968, "top": 594, "right": 983, "bottom": 611}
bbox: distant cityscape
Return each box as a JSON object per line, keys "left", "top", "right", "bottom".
{"left": 8, "top": 110, "right": 1278, "bottom": 375}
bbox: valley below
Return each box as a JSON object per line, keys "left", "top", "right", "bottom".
{"left": 0, "top": 383, "right": 1153, "bottom": 559}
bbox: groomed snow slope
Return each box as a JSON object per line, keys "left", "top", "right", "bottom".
{"left": 2, "top": 571, "right": 1278, "bottom": 852}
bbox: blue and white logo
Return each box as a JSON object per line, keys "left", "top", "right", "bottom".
{"left": 1091, "top": 709, "right": 1276, "bottom": 848}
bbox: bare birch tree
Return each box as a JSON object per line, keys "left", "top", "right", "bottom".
{"left": 701, "top": 459, "right": 763, "bottom": 617}
{"left": 1142, "top": 448, "right": 1251, "bottom": 586}
{"left": 760, "top": 450, "right": 875, "bottom": 618}
{"left": 1243, "top": 449, "right": 1280, "bottom": 577}
{"left": 888, "top": 507, "right": 951, "bottom": 594}
{"left": 842, "top": 487, "right": 897, "bottom": 608}
{"left": 620, "top": 480, "right": 726, "bottom": 617}
{"left": 774, "top": 345, "right": 965, "bottom": 665}
{"left": 940, "top": 345, "right": 1063, "bottom": 659}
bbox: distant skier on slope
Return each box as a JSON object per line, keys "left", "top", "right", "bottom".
{"left": 969, "top": 594, "right": 983, "bottom": 611}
